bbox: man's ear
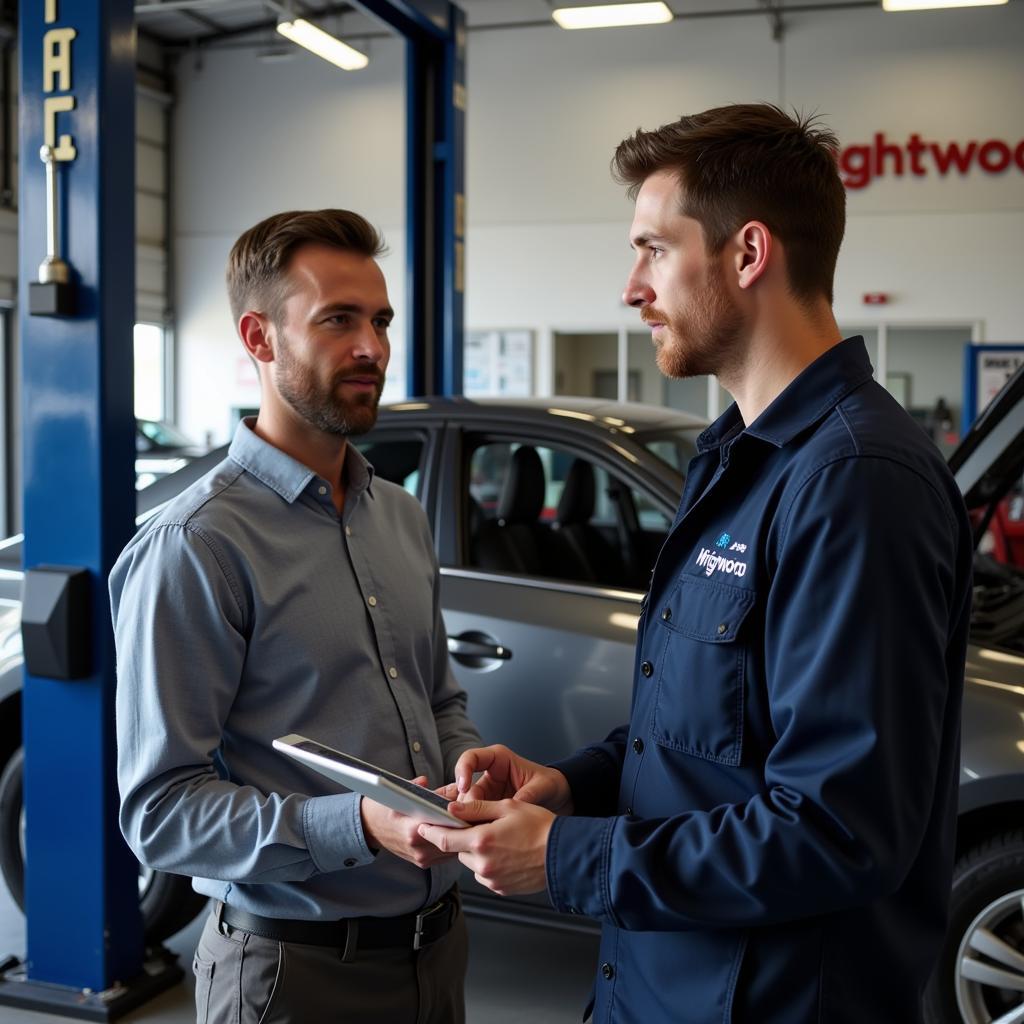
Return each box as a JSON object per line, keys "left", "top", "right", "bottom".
{"left": 238, "top": 311, "right": 276, "bottom": 364}
{"left": 733, "top": 221, "right": 772, "bottom": 291}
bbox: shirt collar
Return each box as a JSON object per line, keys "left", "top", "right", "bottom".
{"left": 696, "top": 336, "right": 874, "bottom": 453}
{"left": 228, "top": 417, "right": 375, "bottom": 504}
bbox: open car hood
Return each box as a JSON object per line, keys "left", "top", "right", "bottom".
{"left": 949, "top": 363, "right": 1024, "bottom": 512}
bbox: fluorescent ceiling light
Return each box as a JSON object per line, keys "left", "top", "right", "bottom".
{"left": 552, "top": 2, "right": 673, "bottom": 30}
{"left": 276, "top": 18, "right": 368, "bottom": 70}
{"left": 882, "top": 0, "right": 1007, "bottom": 10}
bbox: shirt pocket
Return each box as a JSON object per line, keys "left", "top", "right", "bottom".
{"left": 651, "top": 575, "right": 756, "bottom": 767}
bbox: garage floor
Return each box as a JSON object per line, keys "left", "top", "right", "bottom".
{"left": 0, "top": 884, "right": 598, "bottom": 1022}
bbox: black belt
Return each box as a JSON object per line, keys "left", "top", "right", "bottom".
{"left": 216, "top": 889, "right": 459, "bottom": 959}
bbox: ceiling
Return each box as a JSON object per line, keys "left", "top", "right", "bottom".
{"left": 134, "top": 0, "right": 889, "bottom": 51}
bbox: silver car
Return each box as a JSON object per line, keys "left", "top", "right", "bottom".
{"left": 1, "top": 387, "right": 1023, "bottom": 1023}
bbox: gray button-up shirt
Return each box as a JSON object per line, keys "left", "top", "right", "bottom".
{"left": 110, "top": 419, "right": 481, "bottom": 920}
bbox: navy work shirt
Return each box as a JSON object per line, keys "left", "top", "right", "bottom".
{"left": 546, "top": 338, "right": 973, "bottom": 1023}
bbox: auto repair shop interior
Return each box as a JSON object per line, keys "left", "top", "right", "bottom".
{"left": 0, "top": 1, "right": 1022, "bottom": 1022}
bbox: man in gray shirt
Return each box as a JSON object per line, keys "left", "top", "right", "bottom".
{"left": 110, "top": 209, "right": 481, "bottom": 1023}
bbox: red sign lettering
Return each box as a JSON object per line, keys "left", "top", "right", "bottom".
{"left": 839, "top": 132, "right": 1024, "bottom": 189}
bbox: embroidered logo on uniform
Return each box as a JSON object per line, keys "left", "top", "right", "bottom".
{"left": 715, "top": 532, "right": 731, "bottom": 548}
{"left": 696, "top": 547, "right": 748, "bottom": 578}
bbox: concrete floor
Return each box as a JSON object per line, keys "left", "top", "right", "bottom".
{"left": 0, "top": 882, "right": 599, "bottom": 1022}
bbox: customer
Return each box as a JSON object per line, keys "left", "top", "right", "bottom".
{"left": 421, "top": 105, "right": 973, "bottom": 1023}
{"left": 111, "top": 209, "right": 481, "bottom": 1023}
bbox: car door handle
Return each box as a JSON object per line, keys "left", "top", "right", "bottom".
{"left": 448, "top": 634, "right": 513, "bottom": 661}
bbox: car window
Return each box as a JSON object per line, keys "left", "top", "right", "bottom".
{"left": 465, "top": 439, "right": 671, "bottom": 589}
{"left": 354, "top": 435, "right": 424, "bottom": 498}
{"left": 634, "top": 429, "right": 699, "bottom": 476}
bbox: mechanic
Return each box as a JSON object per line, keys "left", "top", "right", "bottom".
{"left": 110, "top": 209, "right": 481, "bottom": 1023}
{"left": 420, "top": 104, "right": 974, "bottom": 1023}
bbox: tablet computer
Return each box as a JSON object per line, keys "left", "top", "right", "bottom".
{"left": 273, "top": 733, "right": 467, "bottom": 828}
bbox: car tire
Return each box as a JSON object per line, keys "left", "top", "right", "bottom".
{"left": 0, "top": 746, "right": 207, "bottom": 945}
{"left": 924, "top": 831, "right": 1024, "bottom": 1023}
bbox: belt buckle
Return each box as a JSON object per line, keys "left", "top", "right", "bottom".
{"left": 413, "top": 899, "right": 446, "bottom": 951}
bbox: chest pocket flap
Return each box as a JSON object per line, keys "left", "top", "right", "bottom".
{"left": 664, "top": 575, "right": 756, "bottom": 642}
{"left": 652, "top": 575, "right": 757, "bottom": 765}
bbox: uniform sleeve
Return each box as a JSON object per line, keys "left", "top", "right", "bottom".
{"left": 550, "top": 728, "right": 628, "bottom": 817}
{"left": 546, "top": 455, "right": 970, "bottom": 930}
{"left": 111, "top": 522, "right": 375, "bottom": 883}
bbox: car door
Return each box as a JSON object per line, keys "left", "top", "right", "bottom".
{"left": 437, "top": 426, "right": 677, "bottom": 768}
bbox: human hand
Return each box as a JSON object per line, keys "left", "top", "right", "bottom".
{"left": 359, "top": 777, "right": 456, "bottom": 869}
{"left": 453, "top": 745, "right": 574, "bottom": 815}
{"left": 417, "top": 798, "right": 555, "bottom": 896}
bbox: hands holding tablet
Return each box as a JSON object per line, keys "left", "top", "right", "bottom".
{"left": 417, "top": 744, "right": 574, "bottom": 896}
{"left": 274, "top": 734, "right": 573, "bottom": 888}
{"left": 360, "top": 777, "right": 458, "bottom": 869}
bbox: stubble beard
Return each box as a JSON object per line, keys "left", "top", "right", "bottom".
{"left": 274, "top": 334, "right": 383, "bottom": 438}
{"left": 651, "top": 265, "right": 746, "bottom": 383}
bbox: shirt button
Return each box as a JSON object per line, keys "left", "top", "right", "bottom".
{"left": 661, "top": 607, "right": 672, "bottom": 621}
{"left": 632, "top": 738, "right": 644, "bottom": 754}
{"left": 388, "top": 666, "right": 398, "bottom": 679}
{"left": 567, "top": 906, "right": 578, "bottom": 914}
{"left": 412, "top": 741, "right": 422, "bottom": 753}
{"left": 717, "top": 623, "right": 728, "bottom": 635}
{"left": 345, "top": 526, "right": 352, "bottom": 537}
{"left": 640, "top": 661, "right": 653, "bottom": 677}
{"left": 318, "top": 485, "right": 327, "bottom": 496}
{"left": 625, "top": 806, "right": 633, "bottom": 815}
{"left": 367, "top": 596, "right": 377, "bottom": 608}
{"left": 601, "top": 962, "right": 614, "bottom": 980}
{"left": 344, "top": 858, "right": 357, "bottom": 868}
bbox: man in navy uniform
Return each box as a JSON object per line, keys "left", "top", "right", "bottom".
{"left": 421, "top": 104, "right": 973, "bottom": 1022}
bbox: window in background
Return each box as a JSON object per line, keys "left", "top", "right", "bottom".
{"left": 134, "top": 322, "right": 166, "bottom": 422}
{"left": 553, "top": 332, "right": 617, "bottom": 397}
{"left": 839, "top": 323, "right": 975, "bottom": 458}
{"left": 465, "top": 330, "right": 533, "bottom": 396}
{"left": 887, "top": 325, "right": 973, "bottom": 458}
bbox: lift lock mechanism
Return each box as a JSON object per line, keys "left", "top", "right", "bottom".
{"left": 28, "top": 144, "right": 76, "bottom": 317}
{"left": 21, "top": 565, "right": 92, "bottom": 680}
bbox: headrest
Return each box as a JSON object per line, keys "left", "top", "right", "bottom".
{"left": 557, "top": 458, "right": 596, "bottom": 525}
{"left": 497, "top": 446, "right": 545, "bottom": 524}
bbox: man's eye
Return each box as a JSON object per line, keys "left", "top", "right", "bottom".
{"left": 327, "top": 314, "right": 350, "bottom": 326}
{"left": 649, "top": 246, "right": 664, "bottom": 259}
{"left": 373, "top": 318, "right": 392, "bottom": 330}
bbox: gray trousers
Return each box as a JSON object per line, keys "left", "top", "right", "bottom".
{"left": 192, "top": 901, "right": 468, "bottom": 1024}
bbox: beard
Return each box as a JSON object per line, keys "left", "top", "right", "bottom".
{"left": 274, "top": 336, "right": 384, "bottom": 437}
{"left": 645, "top": 263, "right": 746, "bottom": 381}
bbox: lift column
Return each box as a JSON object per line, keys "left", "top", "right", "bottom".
{"left": 0, "top": 0, "right": 181, "bottom": 1016}
{"left": 352, "top": 0, "right": 466, "bottom": 398}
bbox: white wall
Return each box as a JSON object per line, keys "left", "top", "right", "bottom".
{"left": 172, "top": 1, "right": 1024, "bottom": 444}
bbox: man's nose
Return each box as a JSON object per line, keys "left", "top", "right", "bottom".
{"left": 623, "top": 268, "right": 655, "bottom": 309}
{"left": 353, "top": 320, "right": 386, "bottom": 362}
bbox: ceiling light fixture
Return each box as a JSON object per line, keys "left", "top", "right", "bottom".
{"left": 276, "top": 17, "right": 368, "bottom": 70}
{"left": 882, "top": 0, "right": 1007, "bottom": 10}
{"left": 551, "top": 2, "right": 673, "bottom": 30}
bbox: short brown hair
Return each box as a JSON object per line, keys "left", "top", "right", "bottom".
{"left": 612, "top": 104, "right": 845, "bottom": 305}
{"left": 226, "top": 209, "right": 386, "bottom": 325}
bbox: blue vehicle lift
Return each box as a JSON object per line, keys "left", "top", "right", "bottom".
{"left": 0, "top": 0, "right": 464, "bottom": 1017}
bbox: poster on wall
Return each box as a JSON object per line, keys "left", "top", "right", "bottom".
{"left": 465, "top": 330, "right": 533, "bottom": 397}
{"left": 963, "top": 344, "right": 1024, "bottom": 429}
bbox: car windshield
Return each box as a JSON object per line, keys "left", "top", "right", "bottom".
{"left": 633, "top": 427, "right": 701, "bottom": 477}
